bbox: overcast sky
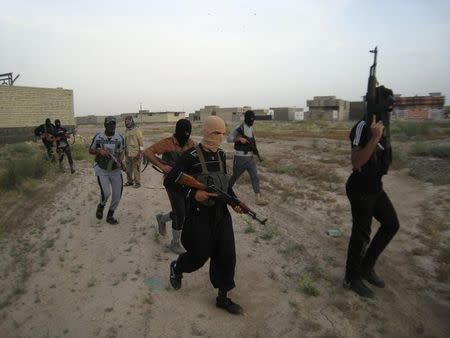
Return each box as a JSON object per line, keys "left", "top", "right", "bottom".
{"left": 1, "top": 0, "right": 449, "bottom": 116}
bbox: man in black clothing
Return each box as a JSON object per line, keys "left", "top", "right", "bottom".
{"left": 344, "top": 110, "right": 400, "bottom": 298}
{"left": 34, "top": 118, "right": 56, "bottom": 161}
{"left": 54, "top": 119, "right": 75, "bottom": 174}
{"left": 164, "top": 116, "right": 244, "bottom": 315}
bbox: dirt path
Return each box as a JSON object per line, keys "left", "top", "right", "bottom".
{"left": 0, "top": 134, "right": 449, "bottom": 338}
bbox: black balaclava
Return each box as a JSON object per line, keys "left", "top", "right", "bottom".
{"left": 55, "top": 119, "right": 61, "bottom": 128}
{"left": 45, "top": 118, "right": 51, "bottom": 126}
{"left": 104, "top": 116, "right": 116, "bottom": 137}
{"left": 174, "top": 119, "right": 192, "bottom": 147}
{"left": 244, "top": 110, "right": 255, "bottom": 127}
{"left": 375, "top": 86, "right": 395, "bottom": 125}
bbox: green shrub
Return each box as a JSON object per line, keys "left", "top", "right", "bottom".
{"left": 297, "top": 275, "right": 319, "bottom": 297}
{"left": 392, "top": 121, "right": 432, "bottom": 138}
{"left": 71, "top": 143, "right": 89, "bottom": 161}
{"left": 410, "top": 143, "right": 450, "bottom": 158}
{"left": 0, "top": 156, "right": 50, "bottom": 191}
{"left": 11, "top": 143, "right": 34, "bottom": 154}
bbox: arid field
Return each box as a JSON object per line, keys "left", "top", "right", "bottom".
{"left": 0, "top": 120, "right": 449, "bottom": 337}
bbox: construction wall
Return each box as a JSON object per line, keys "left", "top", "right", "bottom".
{"left": 0, "top": 85, "right": 74, "bottom": 143}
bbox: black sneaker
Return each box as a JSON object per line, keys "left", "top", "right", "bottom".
{"left": 362, "top": 269, "right": 385, "bottom": 288}
{"left": 344, "top": 279, "right": 374, "bottom": 298}
{"left": 106, "top": 210, "right": 119, "bottom": 224}
{"left": 70, "top": 168, "right": 76, "bottom": 174}
{"left": 216, "top": 297, "right": 243, "bottom": 315}
{"left": 96, "top": 204, "right": 104, "bottom": 220}
{"left": 169, "top": 261, "right": 182, "bottom": 290}
{"left": 124, "top": 181, "right": 134, "bottom": 187}
{"left": 106, "top": 216, "right": 119, "bottom": 225}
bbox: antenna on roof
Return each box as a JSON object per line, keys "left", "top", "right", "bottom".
{"left": 0, "top": 73, "right": 20, "bottom": 85}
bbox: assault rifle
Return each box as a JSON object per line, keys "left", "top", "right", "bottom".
{"left": 238, "top": 132, "right": 263, "bottom": 162}
{"left": 109, "top": 153, "right": 126, "bottom": 171}
{"left": 175, "top": 172, "right": 268, "bottom": 225}
{"left": 365, "top": 47, "right": 395, "bottom": 145}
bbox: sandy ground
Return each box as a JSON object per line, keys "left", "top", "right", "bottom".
{"left": 0, "top": 126, "right": 449, "bottom": 338}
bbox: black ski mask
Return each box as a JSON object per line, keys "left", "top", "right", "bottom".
{"left": 244, "top": 110, "right": 255, "bottom": 127}
{"left": 174, "top": 119, "right": 192, "bottom": 147}
{"left": 55, "top": 119, "right": 61, "bottom": 128}
{"left": 104, "top": 117, "right": 116, "bottom": 137}
{"left": 374, "top": 86, "right": 395, "bottom": 125}
{"left": 45, "top": 118, "right": 51, "bottom": 127}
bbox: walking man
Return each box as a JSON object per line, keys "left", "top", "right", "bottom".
{"left": 227, "top": 110, "right": 267, "bottom": 206}
{"left": 34, "top": 118, "right": 56, "bottom": 161}
{"left": 165, "top": 116, "right": 244, "bottom": 315}
{"left": 344, "top": 88, "right": 400, "bottom": 298}
{"left": 124, "top": 116, "right": 144, "bottom": 188}
{"left": 54, "top": 119, "right": 75, "bottom": 174}
{"left": 89, "top": 117, "right": 125, "bottom": 224}
{"left": 143, "top": 119, "right": 195, "bottom": 254}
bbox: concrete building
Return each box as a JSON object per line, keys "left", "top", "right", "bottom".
{"left": 392, "top": 93, "right": 445, "bottom": 120}
{"left": 306, "top": 96, "right": 350, "bottom": 121}
{"left": 76, "top": 115, "right": 106, "bottom": 125}
{"left": 137, "top": 111, "right": 185, "bottom": 123}
{"left": 0, "top": 85, "right": 74, "bottom": 143}
{"left": 191, "top": 105, "right": 251, "bottom": 123}
{"left": 270, "top": 107, "right": 304, "bottom": 121}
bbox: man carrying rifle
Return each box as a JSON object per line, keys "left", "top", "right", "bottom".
{"left": 34, "top": 118, "right": 56, "bottom": 161}
{"left": 143, "top": 119, "right": 195, "bottom": 254}
{"left": 89, "top": 116, "right": 125, "bottom": 225}
{"left": 164, "top": 116, "right": 244, "bottom": 315}
{"left": 227, "top": 110, "right": 268, "bottom": 206}
{"left": 54, "top": 119, "right": 75, "bottom": 174}
{"left": 344, "top": 48, "right": 399, "bottom": 298}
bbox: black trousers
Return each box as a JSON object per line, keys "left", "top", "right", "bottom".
{"left": 176, "top": 202, "right": 236, "bottom": 291}
{"left": 43, "top": 140, "right": 55, "bottom": 161}
{"left": 345, "top": 183, "right": 400, "bottom": 282}
{"left": 166, "top": 187, "right": 186, "bottom": 231}
{"left": 57, "top": 146, "right": 74, "bottom": 167}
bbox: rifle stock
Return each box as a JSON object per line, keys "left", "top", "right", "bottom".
{"left": 175, "top": 172, "right": 267, "bottom": 225}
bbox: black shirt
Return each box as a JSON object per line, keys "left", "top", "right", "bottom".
{"left": 348, "top": 119, "right": 390, "bottom": 193}
{"left": 164, "top": 144, "right": 236, "bottom": 203}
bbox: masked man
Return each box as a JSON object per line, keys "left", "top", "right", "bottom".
{"left": 227, "top": 110, "right": 267, "bottom": 206}
{"left": 164, "top": 116, "right": 244, "bottom": 315}
{"left": 344, "top": 86, "right": 400, "bottom": 298}
{"left": 143, "top": 119, "right": 195, "bottom": 254}
{"left": 54, "top": 119, "right": 75, "bottom": 174}
{"left": 124, "top": 116, "right": 144, "bottom": 188}
{"left": 34, "top": 118, "right": 56, "bottom": 161}
{"left": 89, "top": 117, "right": 125, "bottom": 225}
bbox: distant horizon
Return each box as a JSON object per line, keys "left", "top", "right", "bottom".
{"left": 2, "top": 0, "right": 449, "bottom": 117}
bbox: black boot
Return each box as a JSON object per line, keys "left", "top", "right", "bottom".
{"left": 169, "top": 261, "right": 182, "bottom": 290}
{"left": 216, "top": 297, "right": 244, "bottom": 315}
{"left": 106, "top": 210, "right": 119, "bottom": 224}
{"left": 362, "top": 269, "right": 385, "bottom": 288}
{"left": 344, "top": 279, "right": 374, "bottom": 298}
{"left": 96, "top": 204, "right": 104, "bottom": 220}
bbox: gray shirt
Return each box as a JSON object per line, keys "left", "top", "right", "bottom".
{"left": 90, "top": 132, "right": 124, "bottom": 176}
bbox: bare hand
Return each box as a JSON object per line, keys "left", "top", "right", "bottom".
{"left": 370, "top": 115, "right": 384, "bottom": 141}
{"left": 160, "top": 164, "right": 173, "bottom": 174}
{"left": 195, "top": 190, "right": 218, "bottom": 202}
{"left": 97, "top": 149, "right": 110, "bottom": 157}
{"left": 238, "top": 137, "right": 249, "bottom": 144}
{"left": 232, "top": 205, "right": 244, "bottom": 214}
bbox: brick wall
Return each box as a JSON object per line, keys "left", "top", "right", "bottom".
{"left": 0, "top": 85, "right": 75, "bottom": 128}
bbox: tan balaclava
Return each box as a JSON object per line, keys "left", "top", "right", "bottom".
{"left": 201, "top": 116, "right": 226, "bottom": 152}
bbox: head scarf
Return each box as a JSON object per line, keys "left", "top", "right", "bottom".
{"left": 125, "top": 116, "right": 135, "bottom": 129}
{"left": 201, "top": 116, "right": 226, "bottom": 152}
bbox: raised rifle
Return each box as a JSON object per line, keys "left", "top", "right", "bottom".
{"left": 365, "top": 47, "right": 395, "bottom": 147}
{"left": 175, "top": 172, "right": 268, "bottom": 225}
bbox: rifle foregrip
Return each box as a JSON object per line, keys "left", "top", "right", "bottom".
{"left": 176, "top": 173, "right": 207, "bottom": 190}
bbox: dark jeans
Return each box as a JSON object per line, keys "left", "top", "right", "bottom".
{"left": 345, "top": 183, "right": 400, "bottom": 282}
{"left": 229, "top": 155, "right": 260, "bottom": 193}
{"left": 43, "top": 140, "right": 55, "bottom": 161}
{"left": 176, "top": 203, "right": 236, "bottom": 291}
{"left": 57, "top": 146, "right": 74, "bottom": 168}
{"left": 166, "top": 187, "right": 187, "bottom": 231}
